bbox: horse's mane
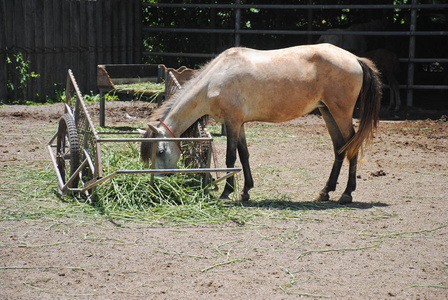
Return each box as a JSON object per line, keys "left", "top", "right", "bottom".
{"left": 149, "top": 62, "right": 210, "bottom": 123}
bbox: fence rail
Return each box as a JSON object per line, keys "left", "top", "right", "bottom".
{"left": 143, "top": 3, "right": 448, "bottom": 10}
{"left": 143, "top": 1, "right": 448, "bottom": 107}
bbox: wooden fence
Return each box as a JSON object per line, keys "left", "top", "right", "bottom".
{"left": 0, "top": 0, "right": 142, "bottom": 103}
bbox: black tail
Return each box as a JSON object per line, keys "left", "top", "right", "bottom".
{"left": 341, "top": 58, "right": 382, "bottom": 160}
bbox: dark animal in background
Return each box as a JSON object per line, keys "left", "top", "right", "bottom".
{"left": 363, "top": 49, "right": 401, "bottom": 112}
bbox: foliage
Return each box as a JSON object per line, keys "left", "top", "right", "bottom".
{"left": 141, "top": 0, "right": 391, "bottom": 67}
{"left": 4, "top": 48, "right": 40, "bottom": 104}
{"left": 142, "top": 0, "right": 447, "bottom": 69}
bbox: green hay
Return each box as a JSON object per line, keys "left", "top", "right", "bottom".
{"left": 113, "top": 81, "right": 165, "bottom": 101}
{"left": 94, "top": 142, "right": 211, "bottom": 206}
{"left": 114, "top": 81, "right": 165, "bottom": 92}
{"left": 82, "top": 141, "right": 251, "bottom": 224}
{"left": 409, "top": 284, "right": 448, "bottom": 289}
{"left": 297, "top": 242, "right": 383, "bottom": 259}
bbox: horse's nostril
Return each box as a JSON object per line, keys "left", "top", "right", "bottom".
{"left": 158, "top": 149, "right": 165, "bottom": 155}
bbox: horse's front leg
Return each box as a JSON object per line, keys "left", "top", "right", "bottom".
{"left": 219, "top": 123, "right": 240, "bottom": 200}
{"left": 237, "top": 125, "right": 253, "bottom": 201}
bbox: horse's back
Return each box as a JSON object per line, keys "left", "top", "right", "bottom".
{"left": 207, "top": 44, "right": 364, "bottom": 123}
{"left": 217, "top": 44, "right": 362, "bottom": 80}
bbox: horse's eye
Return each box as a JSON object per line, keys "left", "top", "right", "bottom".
{"left": 157, "top": 148, "right": 165, "bottom": 155}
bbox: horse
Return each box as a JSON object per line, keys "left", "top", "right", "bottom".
{"left": 316, "top": 20, "right": 385, "bottom": 55}
{"left": 140, "top": 43, "right": 382, "bottom": 204}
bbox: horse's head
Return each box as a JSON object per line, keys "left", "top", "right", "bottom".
{"left": 140, "top": 123, "right": 181, "bottom": 170}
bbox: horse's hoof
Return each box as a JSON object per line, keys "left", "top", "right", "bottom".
{"left": 314, "top": 192, "right": 329, "bottom": 202}
{"left": 239, "top": 192, "right": 250, "bottom": 202}
{"left": 338, "top": 194, "right": 353, "bottom": 205}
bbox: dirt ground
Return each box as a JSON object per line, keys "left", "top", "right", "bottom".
{"left": 1, "top": 101, "right": 447, "bottom": 299}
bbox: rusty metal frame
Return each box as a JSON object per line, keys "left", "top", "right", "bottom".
{"left": 48, "top": 70, "right": 240, "bottom": 195}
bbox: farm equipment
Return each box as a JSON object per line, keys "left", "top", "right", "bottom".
{"left": 96, "top": 64, "right": 197, "bottom": 126}
{"left": 47, "top": 69, "right": 240, "bottom": 196}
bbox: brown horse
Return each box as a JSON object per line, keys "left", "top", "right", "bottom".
{"left": 141, "top": 44, "right": 382, "bottom": 204}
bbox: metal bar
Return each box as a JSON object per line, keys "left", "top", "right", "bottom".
{"left": 143, "top": 3, "right": 448, "bottom": 10}
{"left": 168, "top": 71, "right": 182, "bottom": 90}
{"left": 113, "top": 168, "right": 241, "bottom": 175}
{"left": 97, "top": 130, "right": 141, "bottom": 135}
{"left": 202, "top": 126, "right": 220, "bottom": 179}
{"left": 96, "top": 141, "right": 103, "bottom": 178}
{"left": 47, "top": 143, "right": 65, "bottom": 191}
{"left": 61, "top": 158, "right": 89, "bottom": 193}
{"left": 97, "top": 137, "right": 214, "bottom": 143}
{"left": 407, "top": 0, "right": 417, "bottom": 107}
{"left": 143, "top": 52, "right": 216, "bottom": 58}
{"left": 399, "top": 85, "right": 448, "bottom": 90}
{"left": 398, "top": 58, "right": 448, "bottom": 63}
{"left": 64, "top": 103, "right": 74, "bottom": 119}
{"left": 150, "top": 140, "right": 157, "bottom": 186}
{"left": 82, "top": 168, "right": 241, "bottom": 192}
{"left": 99, "top": 90, "right": 105, "bottom": 127}
{"left": 65, "top": 72, "right": 72, "bottom": 115}
{"left": 235, "top": 0, "right": 241, "bottom": 47}
{"left": 143, "top": 27, "right": 448, "bottom": 37}
{"left": 146, "top": 54, "right": 448, "bottom": 64}
{"left": 68, "top": 70, "right": 100, "bottom": 140}
{"left": 212, "top": 171, "right": 238, "bottom": 186}
{"left": 83, "top": 148, "right": 95, "bottom": 175}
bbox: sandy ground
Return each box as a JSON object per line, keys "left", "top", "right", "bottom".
{"left": 0, "top": 101, "right": 447, "bottom": 299}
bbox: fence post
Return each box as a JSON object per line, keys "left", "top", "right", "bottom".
{"left": 406, "top": 0, "right": 417, "bottom": 107}
{"left": 0, "top": 13, "right": 5, "bottom": 102}
{"left": 234, "top": 0, "right": 241, "bottom": 47}
{"left": 0, "top": 53, "right": 5, "bottom": 103}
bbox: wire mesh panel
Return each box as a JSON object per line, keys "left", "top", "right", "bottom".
{"left": 181, "top": 118, "right": 212, "bottom": 169}
{"left": 165, "top": 71, "right": 182, "bottom": 100}
{"left": 66, "top": 70, "right": 101, "bottom": 183}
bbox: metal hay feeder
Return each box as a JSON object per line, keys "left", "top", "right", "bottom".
{"left": 48, "top": 70, "right": 240, "bottom": 196}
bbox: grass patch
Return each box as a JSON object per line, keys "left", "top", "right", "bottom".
{"left": 0, "top": 123, "right": 354, "bottom": 225}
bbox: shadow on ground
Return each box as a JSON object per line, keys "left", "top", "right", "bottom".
{"left": 238, "top": 198, "right": 389, "bottom": 211}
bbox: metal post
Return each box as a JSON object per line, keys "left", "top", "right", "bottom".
{"left": 407, "top": 0, "right": 417, "bottom": 107}
{"left": 235, "top": 0, "right": 241, "bottom": 47}
{"left": 99, "top": 90, "right": 105, "bottom": 127}
{"left": 307, "top": 0, "right": 313, "bottom": 44}
{"left": 149, "top": 141, "right": 157, "bottom": 186}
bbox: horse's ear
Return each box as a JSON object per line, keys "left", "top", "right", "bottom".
{"left": 137, "top": 129, "right": 146, "bottom": 136}
{"left": 147, "top": 123, "right": 160, "bottom": 134}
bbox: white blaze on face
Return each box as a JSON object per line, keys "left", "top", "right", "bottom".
{"left": 154, "top": 140, "right": 181, "bottom": 170}
{"left": 142, "top": 124, "right": 182, "bottom": 170}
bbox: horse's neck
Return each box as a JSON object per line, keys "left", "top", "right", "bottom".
{"left": 163, "top": 89, "right": 207, "bottom": 137}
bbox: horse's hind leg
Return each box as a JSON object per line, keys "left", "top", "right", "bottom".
{"left": 341, "top": 154, "right": 357, "bottom": 204}
{"left": 316, "top": 106, "right": 356, "bottom": 204}
{"left": 220, "top": 123, "right": 254, "bottom": 201}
